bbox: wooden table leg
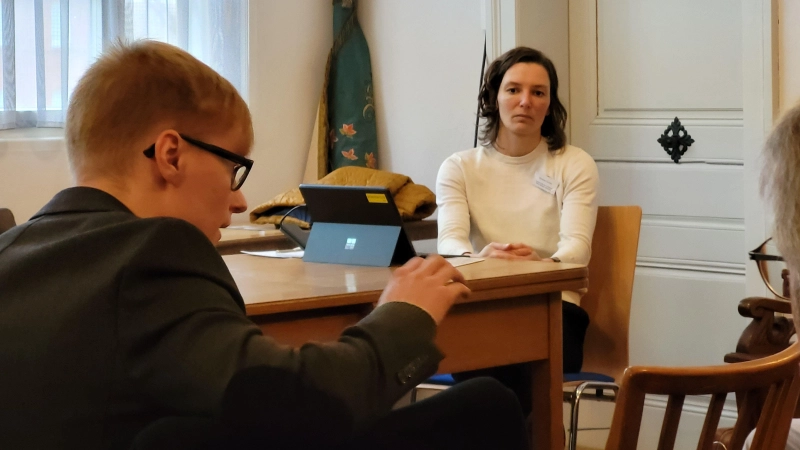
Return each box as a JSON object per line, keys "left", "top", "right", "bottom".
{"left": 530, "top": 291, "right": 564, "bottom": 450}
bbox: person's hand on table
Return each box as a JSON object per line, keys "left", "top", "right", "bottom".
{"left": 378, "top": 255, "right": 471, "bottom": 325}
{"left": 473, "top": 242, "right": 542, "bottom": 261}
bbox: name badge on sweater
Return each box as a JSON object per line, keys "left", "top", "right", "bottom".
{"left": 533, "top": 173, "right": 558, "bottom": 195}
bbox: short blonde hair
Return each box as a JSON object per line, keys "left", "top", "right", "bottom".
{"left": 66, "top": 40, "right": 253, "bottom": 178}
{"left": 761, "top": 101, "right": 800, "bottom": 321}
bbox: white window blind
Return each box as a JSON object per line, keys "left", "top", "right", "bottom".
{"left": 0, "top": 0, "right": 247, "bottom": 130}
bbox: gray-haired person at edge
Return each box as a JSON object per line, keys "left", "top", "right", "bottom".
{"left": 746, "top": 103, "right": 800, "bottom": 449}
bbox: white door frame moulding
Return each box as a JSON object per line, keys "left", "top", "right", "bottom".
{"left": 483, "top": 0, "right": 518, "bottom": 61}
{"left": 742, "top": 0, "right": 778, "bottom": 297}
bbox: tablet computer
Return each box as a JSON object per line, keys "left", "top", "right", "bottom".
{"left": 298, "top": 184, "right": 416, "bottom": 266}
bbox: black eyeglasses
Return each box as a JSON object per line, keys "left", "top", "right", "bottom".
{"left": 143, "top": 134, "right": 253, "bottom": 191}
{"left": 749, "top": 237, "right": 789, "bottom": 300}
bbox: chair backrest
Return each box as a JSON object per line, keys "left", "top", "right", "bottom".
{"left": 0, "top": 208, "right": 16, "bottom": 234}
{"left": 605, "top": 341, "right": 800, "bottom": 450}
{"left": 580, "top": 205, "right": 642, "bottom": 382}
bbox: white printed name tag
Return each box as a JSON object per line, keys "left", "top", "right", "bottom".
{"left": 533, "top": 173, "right": 558, "bottom": 195}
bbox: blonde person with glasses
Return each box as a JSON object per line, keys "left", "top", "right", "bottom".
{"left": 749, "top": 101, "right": 800, "bottom": 450}
{"left": 0, "top": 41, "right": 528, "bottom": 450}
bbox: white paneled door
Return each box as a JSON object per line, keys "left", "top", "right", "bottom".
{"left": 569, "top": 0, "right": 755, "bottom": 368}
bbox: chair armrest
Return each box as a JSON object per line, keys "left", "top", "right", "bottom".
{"left": 734, "top": 296, "right": 795, "bottom": 357}
{"left": 738, "top": 296, "right": 792, "bottom": 317}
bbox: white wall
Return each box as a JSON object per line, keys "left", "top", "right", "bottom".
{"left": 516, "top": 0, "right": 570, "bottom": 125}
{"left": 243, "top": 1, "right": 332, "bottom": 223}
{"left": 0, "top": 129, "right": 71, "bottom": 223}
{"left": 358, "top": 0, "right": 485, "bottom": 193}
{"left": 779, "top": 0, "right": 800, "bottom": 112}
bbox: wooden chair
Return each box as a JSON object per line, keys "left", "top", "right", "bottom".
{"left": 563, "top": 205, "right": 642, "bottom": 450}
{"left": 0, "top": 208, "right": 16, "bottom": 234}
{"left": 605, "top": 341, "right": 800, "bottom": 450}
{"left": 725, "top": 256, "right": 793, "bottom": 365}
{"left": 724, "top": 298, "right": 794, "bottom": 365}
{"left": 715, "top": 277, "right": 797, "bottom": 446}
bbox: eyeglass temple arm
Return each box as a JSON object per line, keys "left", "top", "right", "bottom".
{"left": 782, "top": 269, "right": 791, "bottom": 298}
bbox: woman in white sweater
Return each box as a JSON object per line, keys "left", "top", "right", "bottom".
{"left": 436, "top": 46, "right": 599, "bottom": 415}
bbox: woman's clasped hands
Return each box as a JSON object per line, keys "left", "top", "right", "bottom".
{"left": 472, "top": 242, "right": 546, "bottom": 261}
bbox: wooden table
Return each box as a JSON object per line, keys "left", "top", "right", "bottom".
{"left": 224, "top": 255, "right": 588, "bottom": 450}
{"left": 217, "top": 219, "right": 439, "bottom": 255}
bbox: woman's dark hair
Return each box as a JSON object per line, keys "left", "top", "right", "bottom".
{"left": 478, "top": 47, "right": 567, "bottom": 151}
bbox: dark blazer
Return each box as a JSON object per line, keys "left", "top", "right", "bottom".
{"left": 0, "top": 187, "right": 442, "bottom": 450}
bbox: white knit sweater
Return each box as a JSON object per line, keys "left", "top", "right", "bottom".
{"left": 436, "top": 141, "right": 599, "bottom": 303}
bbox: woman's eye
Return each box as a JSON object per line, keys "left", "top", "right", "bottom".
{"left": 507, "top": 88, "right": 517, "bottom": 93}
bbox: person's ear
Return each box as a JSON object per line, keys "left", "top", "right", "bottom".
{"left": 152, "top": 130, "right": 184, "bottom": 187}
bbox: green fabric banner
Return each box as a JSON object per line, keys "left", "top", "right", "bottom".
{"left": 326, "top": 0, "right": 378, "bottom": 171}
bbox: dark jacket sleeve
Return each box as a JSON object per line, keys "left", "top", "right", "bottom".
{"left": 116, "top": 219, "right": 442, "bottom": 433}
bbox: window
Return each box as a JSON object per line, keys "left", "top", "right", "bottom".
{"left": 51, "top": 2, "right": 61, "bottom": 48}
{"left": 0, "top": 0, "right": 248, "bottom": 130}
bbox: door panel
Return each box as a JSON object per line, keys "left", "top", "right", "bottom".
{"left": 586, "top": 126, "right": 743, "bottom": 161}
{"left": 596, "top": 163, "right": 743, "bottom": 218}
{"left": 598, "top": 0, "right": 742, "bottom": 113}
{"left": 570, "top": 0, "right": 746, "bottom": 369}
{"left": 638, "top": 217, "right": 744, "bottom": 267}
{"left": 630, "top": 269, "right": 749, "bottom": 367}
